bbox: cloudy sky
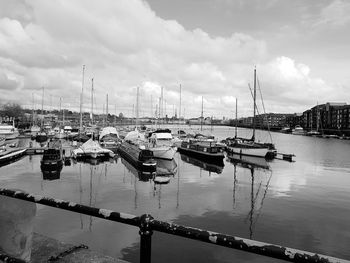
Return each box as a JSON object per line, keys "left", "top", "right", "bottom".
{"left": 0, "top": 0, "right": 349, "bottom": 118}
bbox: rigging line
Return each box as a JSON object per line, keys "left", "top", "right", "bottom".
{"left": 257, "top": 76, "right": 273, "bottom": 143}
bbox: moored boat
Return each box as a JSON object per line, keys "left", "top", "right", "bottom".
{"left": 0, "top": 124, "right": 19, "bottom": 140}
{"left": 72, "top": 138, "right": 115, "bottom": 159}
{"left": 147, "top": 129, "right": 177, "bottom": 160}
{"left": 118, "top": 141, "right": 156, "bottom": 175}
{"left": 40, "top": 148, "right": 64, "bottom": 171}
{"left": 177, "top": 140, "right": 224, "bottom": 163}
{"left": 292, "top": 125, "right": 306, "bottom": 135}
{"left": 99, "top": 126, "right": 120, "bottom": 150}
{"left": 0, "top": 147, "right": 27, "bottom": 167}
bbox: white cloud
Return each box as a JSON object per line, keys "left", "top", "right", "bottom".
{"left": 0, "top": 0, "right": 346, "bottom": 117}
{"left": 314, "top": 0, "right": 350, "bottom": 27}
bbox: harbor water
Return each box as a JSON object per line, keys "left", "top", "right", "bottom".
{"left": 1, "top": 125, "right": 350, "bottom": 262}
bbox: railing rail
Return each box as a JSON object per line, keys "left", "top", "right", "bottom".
{"left": 1, "top": 188, "right": 349, "bottom": 263}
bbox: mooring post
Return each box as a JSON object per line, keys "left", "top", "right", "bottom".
{"left": 139, "top": 214, "right": 153, "bottom": 263}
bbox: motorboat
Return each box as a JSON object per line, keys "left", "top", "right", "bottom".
{"left": 72, "top": 138, "right": 115, "bottom": 159}
{"left": 0, "top": 124, "right": 19, "bottom": 140}
{"left": 292, "top": 125, "right": 306, "bottom": 135}
{"left": 147, "top": 129, "right": 177, "bottom": 160}
{"left": 99, "top": 126, "right": 120, "bottom": 150}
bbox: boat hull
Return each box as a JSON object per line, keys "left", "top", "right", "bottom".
{"left": 226, "top": 145, "right": 268, "bottom": 158}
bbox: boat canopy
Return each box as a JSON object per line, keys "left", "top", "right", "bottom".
{"left": 125, "top": 129, "right": 145, "bottom": 142}
{"left": 151, "top": 132, "right": 173, "bottom": 140}
{"left": 99, "top": 127, "right": 119, "bottom": 140}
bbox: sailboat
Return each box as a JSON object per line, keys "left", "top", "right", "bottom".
{"left": 226, "top": 68, "right": 269, "bottom": 158}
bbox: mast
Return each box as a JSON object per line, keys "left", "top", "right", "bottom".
{"left": 136, "top": 87, "right": 139, "bottom": 128}
{"left": 91, "top": 78, "right": 94, "bottom": 125}
{"left": 201, "top": 96, "right": 203, "bottom": 131}
{"left": 41, "top": 87, "right": 44, "bottom": 129}
{"left": 106, "top": 93, "right": 109, "bottom": 125}
{"left": 235, "top": 98, "right": 238, "bottom": 138}
{"left": 32, "top": 93, "right": 35, "bottom": 126}
{"left": 252, "top": 67, "right": 257, "bottom": 141}
{"left": 80, "top": 65, "right": 85, "bottom": 133}
{"left": 59, "top": 97, "right": 62, "bottom": 126}
{"left": 179, "top": 84, "right": 182, "bottom": 120}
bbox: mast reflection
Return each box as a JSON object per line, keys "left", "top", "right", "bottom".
{"left": 227, "top": 153, "right": 272, "bottom": 239}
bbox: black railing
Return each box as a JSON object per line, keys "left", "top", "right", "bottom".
{"left": 0, "top": 188, "right": 349, "bottom": 263}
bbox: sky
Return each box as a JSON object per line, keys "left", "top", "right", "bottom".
{"left": 0, "top": 0, "right": 349, "bottom": 118}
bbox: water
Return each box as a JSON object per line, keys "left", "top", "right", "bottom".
{"left": 0, "top": 126, "right": 350, "bottom": 262}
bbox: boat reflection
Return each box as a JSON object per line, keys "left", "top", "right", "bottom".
{"left": 227, "top": 153, "right": 272, "bottom": 239}
{"left": 121, "top": 157, "right": 154, "bottom": 182}
{"left": 156, "top": 158, "right": 177, "bottom": 176}
{"left": 41, "top": 165, "right": 63, "bottom": 180}
{"left": 72, "top": 156, "right": 118, "bottom": 166}
{"left": 180, "top": 153, "right": 224, "bottom": 174}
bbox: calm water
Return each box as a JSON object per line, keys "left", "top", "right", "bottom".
{"left": 1, "top": 126, "right": 350, "bottom": 262}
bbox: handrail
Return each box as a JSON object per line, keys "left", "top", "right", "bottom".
{"left": 0, "top": 188, "right": 349, "bottom": 263}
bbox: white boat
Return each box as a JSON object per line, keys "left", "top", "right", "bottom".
{"left": 0, "top": 147, "right": 27, "bottom": 166}
{"left": 72, "top": 139, "right": 115, "bottom": 159}
{"left": 30, "top": 125, "right": 41, "bottom": 136}
{"left": 292, "top": 125, "right": 306, "bottom": 135}
{"left": 99, "top": 127, "right": 120, "bottom": 149}
{"left": 0, "top": 124, "right": 19, "bottom": 140}
{"left": 148, "top": 129, "right": 177, "bottom": 160}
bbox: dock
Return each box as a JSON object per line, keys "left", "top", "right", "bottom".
{"left": 29, "top": 233, "right": 128, "bottom": 263}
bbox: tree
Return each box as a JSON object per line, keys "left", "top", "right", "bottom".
{"left": 119, "top": 112, "right": 124, "bottom": 118}
{"left": 1, "top": 103, "right": 24, "bottom": 118}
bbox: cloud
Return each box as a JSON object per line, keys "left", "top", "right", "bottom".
{"left": 313, "top": 0, "right": 350, "bottom": 27}
{"left": 0, "top": 0, "right": 346, "bottom": 117}
{"left": 0, "top": 70, "right": 19, "bottom": 90}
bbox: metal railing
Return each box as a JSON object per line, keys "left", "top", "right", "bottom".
{"left": 0, "top": 188, "right": 349, "bottom": 263}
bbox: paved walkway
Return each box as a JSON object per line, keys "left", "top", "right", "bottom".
{"left": 30, "top": 233, "right": 129, "bottom": 263}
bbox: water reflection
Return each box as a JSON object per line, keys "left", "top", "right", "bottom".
{"left": 227, "top": 153, "right": 272, "bottom": 239}
{"left": 180, "top": 153, "right": 224, "bottom": 174}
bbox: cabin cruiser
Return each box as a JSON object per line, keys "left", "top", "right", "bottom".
{"left": 292, "top": 125, "right": 306, "bottom": 135}
{"left": 72, "top": 138, "right": 115, "bottom": 159}
{"left": 99, "top": 126, "right": 120, "bottom": 150}
{"left": 147, "top": 129, "right": 177, "bottom": 160}
{"left": 0, "top": 124, "right": 19, "bottom": 140}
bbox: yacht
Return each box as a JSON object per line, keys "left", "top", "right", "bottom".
{"left": 99, "top": 126, "right": 120, "bottom": 150}
{"left": 0, "top": 124, "right": 19, "bottom": 140}
{"left": 292, "top": 125, "right": 306, "bottom": 135}
{"left": 147, "top": 129, "right": 177, "bottom": 160}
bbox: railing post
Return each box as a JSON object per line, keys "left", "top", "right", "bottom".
{"left": 139, "top": 214, "right": 153, "bottom": 263}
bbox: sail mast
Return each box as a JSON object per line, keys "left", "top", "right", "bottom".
{"left": 91, "top": 78, "right": 94, "bottom": 125}
{"left": 252, "top": 67, "right": 257, "bottom": 141}
{"left": 235, "top": 97, "right": 238, "bottom": 138}
{"left": 32, "top": 93, "right": 35, "bottom": 126}
{"left": 201, "top": 96, "right": 203, "bottom": 131}
{"left": 136, "top": 86, "right": 139, "bottom": 128}
{"left": 41, "top": 87, "right": 44, "bottom": 129}
{"left": 80, "top": 65, "right": 85, "bottom": 133}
